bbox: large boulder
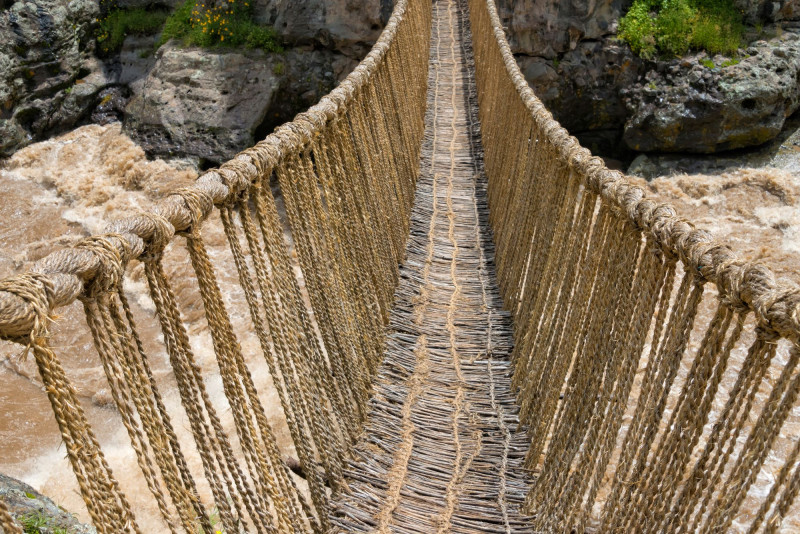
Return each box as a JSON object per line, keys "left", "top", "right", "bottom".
{"left": 124, "top": 43, "right": 282, "bottom": 162}
{"left": 252, "top": 0, "right": 384, "bottom": 58}
{"left": 622, "top": 32, "right": 800, "bottom": 153}
{"left": 124, "top": 43, "right": 347, "bottom": 162}
{"left": 0, "top": 0, "right": 109, "bottom": 156}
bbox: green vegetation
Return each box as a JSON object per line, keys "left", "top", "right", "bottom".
{"left": 96, "top": 0, "right": 282, "bottom": 55}
{"left": 96, "top": 6, "right": 168, "bottom": 54}
{"left": 721, "top": 57, "right": 740, "bottom": 67}
{"left": 618, "top": 0, "right": 744, "bottom": 59}
{"left": 18, "top": 511, "right": 72, "bottom": 534}
{"left": 159, "top": 0, "right": 282, "bottom": 52}
{"left": 700, "top": 58, "right": 715, "bottom": 68}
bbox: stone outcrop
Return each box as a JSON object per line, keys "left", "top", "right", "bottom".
{"left": 124, "top": 43, "right": 351, "bottom": 162}
{"left": 0, "top": 473, "right": 95, "bottom": 533}
{"left": 496, "top": 0, "right": 629, "bottom": 58}
{"left": 253, "top": 0, "right": 386, "bottom": 58}
{"left": 735, "top": 0, "right": 800, "bottom": 24}
{"left": 517, "top": 37, "right": 642, "bottom": 153}
{"left": 502, "top": 0, "right": 800, "bottom": 155}
{"left": 124, "top": 43, "right": 283, "bottom": 162}
{"left": 622, "top": 33, "right": 800, "bottom": 153}
{"left": 0, "top": 0, "right": 110, "bottom": 156}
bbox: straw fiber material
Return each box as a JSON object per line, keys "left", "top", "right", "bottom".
{"left": 2, "top": 0, "right": 800, "bottom": 531}
{"left": 330, "top": 0, "right": 530, "bottom": 531}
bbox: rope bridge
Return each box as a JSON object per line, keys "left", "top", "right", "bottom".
{"left": 1, "top": 0, "right": 800, "bottom": 531}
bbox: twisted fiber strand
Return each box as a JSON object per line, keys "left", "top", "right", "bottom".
{"left": 110, "top": 293, "right": 211, "bottom": 533}
{"left": 0, "top": 274, "right": 139, "bottom": 534}
{"left": 82, "top": 297, "right": 178, "bottom": 533}
{"left": 77, "top": 237, "right": 185, "bottom": 533}
{"left": 143, "top": 256, "right": 261, "bottom": 534}
{"left": 555, "top": 230, "right": 651, "bottom": 530}
{"left": 514, "top": 188, "right": 597, "bottom": 455}
{"left": 249, "top": 178, "right": 358, "bottom": 466}
{"left": 597, "top": 257, "right": 678, "bottom": 529}
{"left": 703, "top": 344, "right": 800, "bottom": 533}
{"left": 628, "top": 303, "right": 735, "bottom": 530}
{"left": 314, "top": 129, "right": 385, "bottom": 384}
{"left": 470, "top": 0, "right": 800, "bottom": 343}
{"left": 529, "top": 215, "right": 639, "bottom": 531}
{"left": 0, "top": 497, "right": 22, "bottom": 534}
{"left": 761, "top": 428, "right": 800, "bottom": 534}
{"left": 521, "top": 206, "right": 615, "bottom": 474}
{"left": 572, "top": 242, "right": 668, "bottom": 532}
{"left": 219, "top": 205, "right": 321, "bottom": 531}
{"left": 644, "top": 307, "right": 747, "bottom": 534}
{"left": 296, "top": 148, "right": 374, "bottom": 409}
{"left": 617, "top": 279, "right": 705, "bottom": 533}
{"left": 748, "top": 413, "right": 800, "bottom": 534}
{"left": 680, "top": 333, "right": 778, "bottom": 534}
{"left": 235, "top": 197, "right": 325, "bottom": 534}
{"left": 182, "top": 221, "right": 294, "bottom": 534}
{"left": 473, "top": 2, "right": 797, "bottom": 530}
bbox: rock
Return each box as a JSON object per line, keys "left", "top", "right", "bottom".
{"left": 254, "top": 47, "right": 346, "bottom": 139}
{"left": 735, "top": 0, "right": 800, "bottom": 24}
{"left": 117, "top": 34, "right": 160, "bottom": 97}
{"left": 519, "top": 38, "right": 642, "bottom": 140}
{"left": 0, "top": 0, "right": 108, "bottom": 156}
{"left": 124, "top": 41, "right": 352, "bottom": 162}
{"left": 496, "top": 0, "right": 629, "bottom": 58}
{"left": 252, "top": 0, "right": 385, "bottom": 58}
{"left": 622, "top": 32, "right": 800, "bottom": 153}
{"left": 0, "top": 473, "right": 95, "bottom": 534}
{"left": 124, "top": 43, "right": 283, "bottom": 162}
{"left": 628, "top": 111, "right": 800, "bottom": 179}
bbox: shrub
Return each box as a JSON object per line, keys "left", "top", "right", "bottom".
{"left": 619, "top": 0, "right": 744, "bottom": 59}
{"left": 160, "top": 0, "right": 283, "bottom": 52}
{"left": 96, "top": 6, "right": 168, "bottom": 54}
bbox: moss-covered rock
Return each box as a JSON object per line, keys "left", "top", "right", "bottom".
{"left": 0, "top": 473, "right": 94, "bottom": 534}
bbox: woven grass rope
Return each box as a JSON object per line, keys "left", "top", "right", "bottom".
{"left": 1, "top": 0, "right": 800, "bottom": 532}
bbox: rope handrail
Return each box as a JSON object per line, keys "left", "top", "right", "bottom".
{"left": 0, "top": 0, "right": 418, "bottom": 340}
{"left": 0, "top": 0, "right": 431, "bottom": 531}
{"left": 470, "top": 0, "right": 800, "bottom": 531}
{"left": 475, "top": 0, "right": 800, "bottom": 343}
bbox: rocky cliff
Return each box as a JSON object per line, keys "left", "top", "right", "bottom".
{"left": 0, "top": 0, "right": 382, "bottom": 160}
{"left": 3, "top": 0, "right": 800, "bottom": 160}
{"left": 499, "top": 0, "right": 800, "bottom": 156}
{"left": 0, "top": 0, "right": 111, "bottom": 156}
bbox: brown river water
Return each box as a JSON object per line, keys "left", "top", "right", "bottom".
{"left": 1, "top": 123, "right": 799, "bottom": 531}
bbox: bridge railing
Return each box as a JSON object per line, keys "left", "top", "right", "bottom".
{"left": 0, "top": 0, "right": 431, "bottom": 532}
{"left": 470, "top": 0, "right": 800, "bottom": 531}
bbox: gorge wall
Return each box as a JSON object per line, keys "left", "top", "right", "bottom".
{"left": 2, "top": 0, "right": 800, "bottom": 161}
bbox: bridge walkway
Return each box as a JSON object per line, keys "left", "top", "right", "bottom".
{"left": 330, "top": 0, "right": 532, "bottom": 531}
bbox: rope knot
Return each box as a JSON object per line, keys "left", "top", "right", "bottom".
{"left": 78, "top": 235, "right": 130, "bottom": 300}
{"left": 173, "top": 188, "right": 214, "bottom": 236}
{"left": 132, "top": 211, "right": 175, "bottom": 261}
{"left": 0, "top": 273, "right": 55, "bottom": 344}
